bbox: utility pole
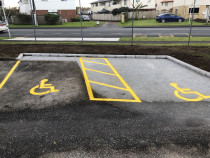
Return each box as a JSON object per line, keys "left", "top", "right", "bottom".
{"left": 188, "top": 0, "right": 196, "bottom": 47}
{"left": 0, "top": 0, "right": 11, "bottom": 38}
{"left": 29, "top": 0, "right": 37, "bottom": 43}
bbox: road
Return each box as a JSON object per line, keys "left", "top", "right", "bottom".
{"left": 1, "top": 26, "right": 210, "bottom": 38}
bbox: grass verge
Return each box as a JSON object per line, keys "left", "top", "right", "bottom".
{"left": 9, "top": 21, "right": 104, "bottom": 28}
{"left": 118, "top": 19, "right": 210, "bottom": 27}
{"left": 0, "top": 37, "right": 11, "bottom": 40}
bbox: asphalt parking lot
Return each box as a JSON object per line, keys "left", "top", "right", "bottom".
{"left": 0, "top": 56, "right": 210, "bottom": 157}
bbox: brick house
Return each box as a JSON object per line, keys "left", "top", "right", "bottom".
{"left": 19, "top": 0, "right": 76, "bottom": 22}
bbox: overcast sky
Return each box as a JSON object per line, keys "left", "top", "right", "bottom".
{"left": 4, "top": 0, "right": 94, "bottom": 8}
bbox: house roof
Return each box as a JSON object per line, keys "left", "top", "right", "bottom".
{"left": 161, "top": 0, "right": 174, "bottom": 2}
{"left": 90, "top": 0, "right": 110, "bottom": 4}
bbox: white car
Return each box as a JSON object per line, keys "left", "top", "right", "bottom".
{"left": 0, "top": 21, "right": 8, "bottom": 32}
{"left": 82, "top": 15, "right": 91, "bottom": 21}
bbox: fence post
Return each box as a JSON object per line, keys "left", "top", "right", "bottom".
{"left": 79, "top": 0, "right": 84, "bottom": 45}
{"left": 131, "top": 0, "right": 134, "bottom": 46}
{"left": 188, "top": 0, "right": 196, "bottom": 47}
{"left": 29, "top": 0, "right": 37, "bottom": 44}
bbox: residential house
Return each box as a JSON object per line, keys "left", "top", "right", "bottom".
{"left": 76, "top": 7, "right": 91, "bottom": 15}
{"left": 19, "top": 0, "right": 76, "bottom": 22}
{"left": 172, "top": 0, "right": 210, "bottom": 19}
{"left": 156, "top": 0, "right": 174, "bottom": 13}
{"left": 90, "top": 0, "right": 156, "bottom": 13}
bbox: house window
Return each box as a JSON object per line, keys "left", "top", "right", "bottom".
{"left": 175, "top": 9, "right": 178, "bottom": 14}
{"left": 100, "top": 2, "right": 105, "bottom": 6}
{"left": 108, "top": 2, "right": 111, "bottom": 7}
{"left": 49, "top": 12, "right": 58, "bottom": 15}
{"left": 124, "top": 0, "right": 127, "bottom": 5}
{"left": 136, "top": 0, "right": 140, "bottom": 2}
{"left": 147, "top": 0, "right": 151, "bottom": 2}
{"left": 95, "top": 3, "right": 98, "bottom": 7}
{"left": 165, "top": 2, "right": 168, "bottom": 6}
{"left": 113, "top": 1, "right": 120, "bottom": 5}
{"left": 189, "top": 8, "right": 199, "bottom": 13}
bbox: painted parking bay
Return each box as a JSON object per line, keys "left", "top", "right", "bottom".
{"left": 0, "top": 60, "right": 88, "bottom": 111}
{"left": 105, "top": 58, "right": 210, "bottom": 102}
{"left": 13, "top": 55, "right": 210, "bottom": 117}
{"left": 78, "top": 57, "right": 210, "bottom": 103}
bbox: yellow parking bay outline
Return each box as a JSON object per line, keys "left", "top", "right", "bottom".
{"left": 80, "top": 57, "right": 141, "bottom": 102}
{"left": 0, "top": 60, "right": 21, "bottom": 90}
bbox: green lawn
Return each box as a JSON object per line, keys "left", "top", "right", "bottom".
{"left": 9, "top": 21, "right": 104, "bottom": 28}
{"left": 0, "top": 37, "right": 11, "bottom": 40}
{"left": 118, "top": 19, "right": 210, "bottom": 27}
{"left": 120, "top": 37, "right": 210, "bottom": 41}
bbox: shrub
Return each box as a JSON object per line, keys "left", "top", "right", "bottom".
{"left": 71, "top": 17, "right": 82, "bottom": 22}
{"left": 112, "top": 7, "right": 131, "bottom": 15}
{"left": 16, "top": 13, "right": 32, "bottom": 24}
{"left": 45, "top": 13, "right": 60, "bottom": 25}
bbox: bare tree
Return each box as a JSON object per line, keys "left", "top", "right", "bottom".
{"left": 134, "top": 2, "right": 147, "bottom": 19}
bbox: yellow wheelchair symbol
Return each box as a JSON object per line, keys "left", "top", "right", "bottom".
{"left": 30, "top": 79, "right": 60, "bottom": 96}
{"left": 170, "top": 83, "right": 210, "bottom": 102}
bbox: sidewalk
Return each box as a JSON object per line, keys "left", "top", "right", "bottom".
{"left": 5, "top": 37, "right": 120, "bottom": 42}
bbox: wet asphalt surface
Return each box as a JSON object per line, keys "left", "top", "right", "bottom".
{"left": 0, "top": 60, "right": 210, "bottom": 157}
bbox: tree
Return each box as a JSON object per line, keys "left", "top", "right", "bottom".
{"left": 0, "top": 7, "right": 19, "bottom": 21}
{"left": 134, "top": 2, "right": 147, "bottom": 19}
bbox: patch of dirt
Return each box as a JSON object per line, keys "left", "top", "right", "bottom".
{"left": 0, "top": 44, "right": 210, "bottom": 72}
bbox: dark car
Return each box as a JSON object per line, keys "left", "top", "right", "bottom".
{"left": 156, "top": 13, "right": 185, "bottom": 23}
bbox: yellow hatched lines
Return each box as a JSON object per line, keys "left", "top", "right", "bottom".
{"left": 80, "top": 57, "right": 141, "bottom": 102}
{"left": 0, "top": 60, "right": 21, "bottom": 90}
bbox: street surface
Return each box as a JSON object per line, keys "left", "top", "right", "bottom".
{"left": 1, "top": 26, "right": 210, "bottom": 38}
{"left": 0, "top": 56, "right": 210, "bottom": 157}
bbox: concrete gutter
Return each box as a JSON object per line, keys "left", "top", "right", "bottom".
{"left": 17, "top": 53, "right": 210, "bottom": 78}
{"left": 9, "top": 25, "right": 210, "bottom": 29}
{"left": 123, "top": 25, "right": 210, "bottom": 28}
{"left": 9, "top": 27, "right": 88, "bottom": 29}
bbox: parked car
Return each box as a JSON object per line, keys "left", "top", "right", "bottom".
{"left": 81, "top": 15, "right": 91, "bottom": 21}
{"left": 156, "top": 14, "right": 185, "bottom": 23}
{"left": 0, "top": 20, "right": 8, "bottom": 32}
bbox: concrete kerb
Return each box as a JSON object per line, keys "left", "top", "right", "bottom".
{"left": 17, "top": 53, "right": 210, "bottom": 78}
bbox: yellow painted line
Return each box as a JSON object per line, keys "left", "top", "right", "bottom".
{"left": 0, "top": 60, "right": 21, "bottom": 90}
{"left": 80, "top": 57, "right": 141, "bottom": 102}
{"left": 86, "top": 68, "right": 116, "bottom": 76}
{"left": 91, "top": 98, "right": 141, "bottom": 102}
{"left": 104, "top": 58, "right": 141, "bottom": 102}
{"left": 82, "top": 60, "right": 108, "bottom": 66}
{"left": 79, "top": 58, "right": 94, "bottom": 100}
{"left": 89, "top": 80, "right": 129, "bottom": 91}
{"left": 82, "top": 57, "right": 107, "bottom": 60}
